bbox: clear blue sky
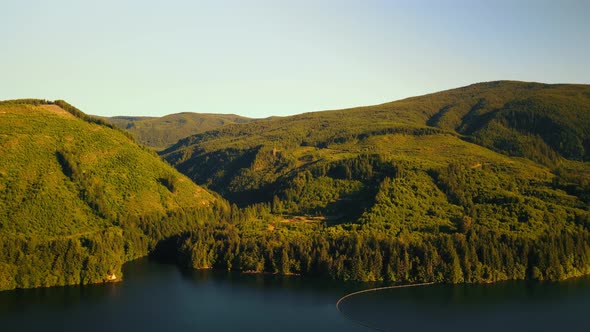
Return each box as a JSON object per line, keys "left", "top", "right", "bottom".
{"left": 1, "top": 0, "right": 589, "bottom": 117}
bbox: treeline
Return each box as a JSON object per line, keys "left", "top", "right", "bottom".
{"left": 54, "top": 100, "right": 116, "bottom": 130}
{"left": 175, "top": 222, "right": 590, "bottom": 283}
{"left": 0, "top": 99, "right": 53, "bottom": 106}
{"left": 309, "top": 126, "right": 445, "bottom": 148}
{"left": 0, "top": 99, "right": 135, "bottom": 141}
{"left": 4, "top": 198, "right": 588, "bottom": 290}
{"left": 53, "top": 100, "right": 136, "bottom": 141}
{"left": 0, "top": 228, "right": 131, "bottom": 290}
{"left": 0, "top": 200, "right": 234, "bottom": 290}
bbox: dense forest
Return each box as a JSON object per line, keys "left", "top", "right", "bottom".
{"left": 158, "top": 81, "right": 590, "bottom": 282}
{"left": 0, "top": 202, "right": 234, "bottom": 290}
{"left": 173, "top": 219, "right": 590, "bottom": 283}
{"left": 0, "top": 100, "right": 217, "bottom": 290}
{"left": 159, "top": 159, "right": 590, "bottom": 284}
{"left": 2, "top": 81, "right": 590, "bottom": 290}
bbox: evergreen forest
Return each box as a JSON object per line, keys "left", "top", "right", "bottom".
{"left": 1, "top": 81, "right": 590, "bottom": 290}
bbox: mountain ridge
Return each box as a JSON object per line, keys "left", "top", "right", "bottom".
{"left": 101, "top": 112, "right": 256, "bottom": 150}
{"left": 162, "top": 81, "right": 590, "bottom": 166}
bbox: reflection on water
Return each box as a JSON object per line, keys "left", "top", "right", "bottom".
{"left": 341, "top": 277, "right": 590, "bottom": 332}
{"left": 1, "top": 258, "right": 589, "bottom": 332}
{"left": 0, "top": 259, "right": 364, "bottom": 332}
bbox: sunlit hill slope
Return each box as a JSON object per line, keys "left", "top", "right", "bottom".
{"left": 0, "top": 100, "right": 216, "bottom": 290}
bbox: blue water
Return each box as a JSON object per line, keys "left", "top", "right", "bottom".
{"left": 1, "top": 258, "right": 589, "bottom": 332}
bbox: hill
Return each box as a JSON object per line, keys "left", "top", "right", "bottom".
{"left": 103, "top": 112, "right": 255, "bottom": 150}
{"left": 3, "top": 81, "right": 590, "bottom": 289}
{"left": 162, "top": 81, "right": 590, "bottom": 207}
{"left": 161, "top": 81, "right": 590, "bottom": 283}
{"left": 0, "top": 100, "right": 220, "bottom": 290}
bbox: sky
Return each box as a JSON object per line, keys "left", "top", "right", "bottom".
{"left": 1, "top": 0, "right": 589, "bottom": 118}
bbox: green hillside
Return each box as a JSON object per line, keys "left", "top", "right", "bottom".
{"left": 103, "top": 112, "right": 254, "bottom": 150}
{"left": 161, "top": 81, "right": 590, "bottom": 283}
{"left": 162, "top": 81, "right": 590, "bottom": 208}
{"left": 0, "top": 100, "right": 218, "bottom": 290}
{"left": 2, "top": 81, "right": 590, "bottom": 289}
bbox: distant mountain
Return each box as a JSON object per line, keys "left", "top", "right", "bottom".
{"left": 158, "top": 81, "right": 590, "bottom": 283}
{"left": 0, "top": 100, "right": 218, "bottom": 290}
{"left": 103, "top": 112, "right": 255, "bottom": 149}
{"left": 163, "top": 81, "right": 590, "bottom": 202}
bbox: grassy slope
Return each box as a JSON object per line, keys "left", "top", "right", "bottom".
{"left": 0, "top": 101, "right": 215, "bottom": 290}
{"left": 103, "top": 112, "right": 254, "bottom": 150}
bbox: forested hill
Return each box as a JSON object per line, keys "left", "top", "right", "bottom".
{"left": 3, "top": 81, "right": 590, "bottom": 290}
{"left": 165, "top": 81, "right": 590, "bottom": 165}
{"left": 0, "top": 99, "right": 222, "bottom": 290}
{"left": 102, "top": 112, "right": 255, "bottom": 150}
{"left": 157, "top": 81, "right": 590, "bottom": 283}
{"left": 162, "top": 81, "right": 590, "bottom": 206}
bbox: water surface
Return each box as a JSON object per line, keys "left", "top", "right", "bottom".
{"left": 1, "top": 258, "right": 589, "bottom": 332}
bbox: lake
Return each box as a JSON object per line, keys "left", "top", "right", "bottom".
{"left": 0, "top": 258, "right": 589, "bottom": 332}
